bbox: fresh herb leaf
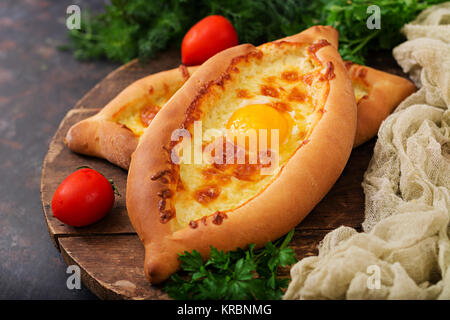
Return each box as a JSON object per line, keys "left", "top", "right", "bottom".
{"left": 164, "top": 229, "right": 297, "bottom": 300}
{"left": 178, "top": 249, "right": 204, "bottom": 272}
{"left": 64, "top": 0, "right": 446, "bottom": 64}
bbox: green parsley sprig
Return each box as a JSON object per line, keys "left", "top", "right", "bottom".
{"left": 164, "top": 229, "right": 297, "bottom": 300}
{"left": 318, "top": 0, "right": 446, "bottom": 64}
{"left": 63, "top": 0, "right": 447, "bottom": 65}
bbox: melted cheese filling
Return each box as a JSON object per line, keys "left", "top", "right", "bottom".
{"left": 113, "top": 82, "right": 185, "bottom": 136}
{"left": 352, "top": 80, "right": 369, "bottom": 103}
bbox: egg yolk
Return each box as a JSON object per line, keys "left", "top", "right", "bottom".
{"left": 226, "top": 104, "right": 292, "bottom": 150}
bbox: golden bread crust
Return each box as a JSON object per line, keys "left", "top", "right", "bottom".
{"left": 345, "top": 63, "right": 416, "bottom": 146}
{"left": 279, "top": 25, "right": 339, "bottom": 48}
{"left": 126, "top": 26, "right": 357, "bottom": 283}
{"left": 65, "top": 119, "right": 138, "bottom": 169}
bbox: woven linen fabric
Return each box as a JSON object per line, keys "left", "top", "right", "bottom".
{"left": 284, "top": 3, "right": 450, "bottom": 300}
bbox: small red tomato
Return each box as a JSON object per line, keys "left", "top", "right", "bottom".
{"left": 51, "top": 168, "right": 115, "bottom": 227}
{"left": 181, "top": 15, "right": 239, "bottom": 66}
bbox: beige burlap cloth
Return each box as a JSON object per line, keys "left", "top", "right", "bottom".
{"left": 284, "top": 3, "right": 450, "bottom": 300}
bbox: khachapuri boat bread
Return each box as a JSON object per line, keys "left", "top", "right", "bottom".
{"left": 126, "top": 25, "right": 358, "bottom": 283}
{"left": 64, "top": 28, "right": 415, "bottom": 169}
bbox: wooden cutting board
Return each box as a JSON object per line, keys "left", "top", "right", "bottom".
{"left": 40, "top": 50, "right": 405, "bottom": 300}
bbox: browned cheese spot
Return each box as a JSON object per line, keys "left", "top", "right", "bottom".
{"left": 140, "top": 105, "right": 160, "bottom": 127}
{"left": 281, "top": 70, "right": 299, "bottom": 82}
{"left": 260, "top": 84, "right": 279, "bottom": 98}
{"left": 212, "top": 211, "right": 228, "bottom": 225}
{"left": 194, "top": 185, "right": 221, "bottom": 205}
{"left": 288, "top": 87, "right": 306, "bottom": 102}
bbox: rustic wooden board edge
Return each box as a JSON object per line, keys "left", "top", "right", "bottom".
{"left": 41, "top": 109, "right": 138, "bottom": 245}
{"left": 56, "top": 229, "right": 344, "bottom": 300}
{"left": 58, "top": 234, "right": 169, "bottom": 300}
{"left": 60, "top": 247, "right": 126, "bottom": 300}
{"left": 40, "top": 108, "right": 85, "bottom": 249}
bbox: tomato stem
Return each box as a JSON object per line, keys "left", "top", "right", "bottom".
{"left": 109, "top": 179, "right": 121, "bottom": 197}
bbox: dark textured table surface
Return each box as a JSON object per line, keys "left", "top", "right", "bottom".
{"left": 0, "top": 0, "right": 120, "bottom": 299}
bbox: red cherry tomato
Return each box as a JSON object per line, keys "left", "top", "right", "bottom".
{"left": 51, "top": 168, "right": 115, "bottom": 227}
{"left": 181, "top": 15, "right": 239, "bottom": 66}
